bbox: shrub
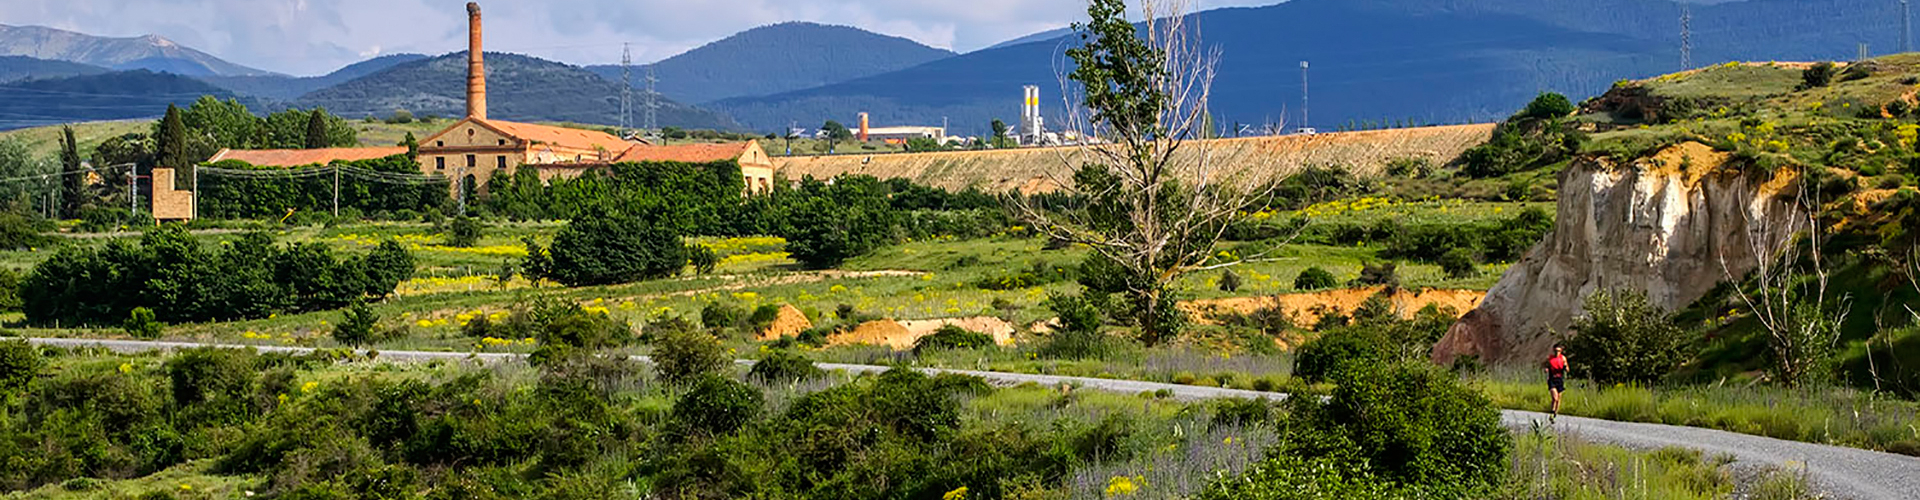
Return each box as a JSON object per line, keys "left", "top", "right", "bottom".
{"left": 1842, "top": 325, "right": 1920, "bottom": 398}
{"left": 1385, "top": 157, "right": 1433, "bottom": 178}
{"left": 1219, "top": 269, "right": 1242, "bottom": 292}
{"left": 1800, "top": 62, "right": 1837, "bottom": 90}
{"left": 0, "top": 212, "right": 54, "bottom": 251}
{"left": 700, "top": 301, "right": 745, "bottom": 332}
{"left": 332, "top": 301, "right": 380, "bottom": 347}
{"left": 748, "top": 349, "right": 823, "bottom": 383}
{"left": 1350, "top": 262, "right": 1399, "bottom": 288}
{"left": 782, "top": 178, "right": 898, "bottom": 269}
{"left": 913, "top": 326, "right": 995, "bottom": 355}
{"left": 748, "top": 304, "right": 782, "bottom": 332}
{"left": 651, "top": 327, "right": 729, "bottom": 385}
{"left": 1439, "top": 248, "right": 1478, "bottom": 279}
{"left": 124, "top": 307, "right": 163, "bottom": 339}
{"left": 444, "top": 215, "right": 484, "bottom": 248}
{"left": 0, "top": 268, "right": 24, "bottom": 313}
{"left": 1564, "top": 289, "right": 1694, "bottom": 385}
{"left": 686, "top": 244, "right": 718, "bottom": 275}
{"left": 1518, "top": 92, "right": 1576, "bottom": 120}
{"left": 542, "top": 206, "right": 687, "bottom": 287}
{"left": 1293, "top": 267, "right": 1338, "bottom": 290}
{"left": 166, "top": 348, "right": 256, "bottom": 406}
{"left": 672, "top": 375, "right": 763, "bottom": 436}
{"left": 0, "top": 338, "right": 42, "bottom": 401}
{"left": 1293, "top": 329, "right": 1388, "bottom": 383}
{"left": 1283, "top": 363, "right": 1510, "bottom": 497}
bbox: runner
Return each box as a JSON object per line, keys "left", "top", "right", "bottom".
{"left": 1545, "top": 343, "right": 1569, "bottom": 419}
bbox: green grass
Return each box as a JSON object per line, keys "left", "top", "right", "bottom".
{"left": 12, "top": 459, "right": 259, "bottom": 500}
{"left": 1503, "top": 428, "right": 1818, "bottom": 500}
{"left": 1473, "top": 367, "right": 1920, "bottom": 456}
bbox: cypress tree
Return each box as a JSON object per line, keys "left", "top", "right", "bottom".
{"left": 402, "top": 132, "right": 419, "bottom": 160}
{"left": 157, "top": 104, "right": 187, "bottom": 168}
{"left": 305, "top": 109, "right": 329, "bottom": 149}
{"left": 59, "top": 125, "right": 84, "bottom": 218}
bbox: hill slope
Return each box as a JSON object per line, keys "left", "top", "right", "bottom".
{"left": 716, "top": 0, "right": 1661, "bottom": 135}
{"left": 0, "top": 55, "right": 107, "bottom": 83}
{"left": 199, "top": 54, "right": 430, "bottom": 101}
{"left": 585, "top": 22, "right": 955, "bottom": 104}
{"left": 0, "top": 24, "right": 271, "bottom": 76}
{"left": 296, "top": 52, "right": 736, "bottom": 129}
{"left": 0, "top": 70, "right": 248, "bottom": 130}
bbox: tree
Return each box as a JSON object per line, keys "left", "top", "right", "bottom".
{"left": 1565, "top": 289, "right": 1694, "bottom": 385}
{"left": 822, "top": 120, "right": 852, "bottom": 153}
{"left": 1518, "top": 92, "right": 1575, "bottom": 120}
{"left": 305, "top": 109, "right": 330, "bottom": 149}
{"left": 0, "top": 137, "right": 54, "bottom": 210}
{"left": 1722, "top": 174, "right": 1851, "bottom": 387}
{"left": 401, "top": 132, "right": 419, "bottom": 160}
{"left": 1010, "top": 0, "right": 1277, "bottom": 345}
{"left": 333, "top": 300, "right": 380, "bottom": 347}
{"left": 990, "top": 119, "right": 1012, "bottom": 148}
{"left": 782, "top": 177, "right": 897, "bottom": 269}
{"left": 157, "top": 104, "right": 189, "bottom": 168}
{"left": 652, "top": 327, "right": 729, "bottom": 385}
{"left": 58, "top": 126, "right": 85, "bottom": 218}
{"left": 181, "top": 96, "right": 261, "bottom": 150}
{"left": 541, "top": 204, "right": 687, "bottom": 286}
{"left": 445, "top": 215, "right": 483, "bottom": 248}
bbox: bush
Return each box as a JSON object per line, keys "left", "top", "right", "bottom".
{"left": 444, "top": 215, "right": 483, "bottom": 248}
{"left": 686, "top": 244, "right": 718, "bottom": 275}
{"left": 542, "top": 206, "right": 687, "bottom": 287}
{"left": 1438, "top": 248, "right": 1477, "bottom": 279}
{"left": 748, "top": 349, "right": 823, "bottom": 383}
{"left": 700, "top": 301, "right": 745, "bottom": 332}
{"left": 0, "top": 338, "right": 42, "bottom": 401}
{"left": 1518, "top": 92, "right": 1576, "bottom": 120}
{"left": 671, "top": 375, "right": 763, "bottom": 436}
{"left": 1219, "top": 269, "right": 1242, "bottom": 292}
{"left": 912, "top": 326, "right": 995, "bottom": 355}
{"left": 165, "top": 348, "right": 256, "bottom": 406}
{"left": 1350, "top": 262, "right": 1399, "bottom": 288}
{"left": 1293, "top": 329, "right": 1388, "bottom": 383}
{"left": 651, "top": 327, "right": 729, "bottom": 385}
{"left": 1293, "top": 267, "right": 1338, "bottom": 290}
{"left": 1800, "top": 62, "right": 1837, "bottom": 90}
{"left": 0, "top": 268, "right": 22, "bottom": 313}
{"left": 1283, "top": 363, "right": 1510, "bottom": 497}
{"left": 1564, "top": 289, "right": 1694, "bottom": 385}
{"left": 0, "top": 212, "right": 54, "bottom": 251}
{"left": 124, "top": 307, "right": 163, "bottom": 339}
{"left": 782, "top": 177, "right": 898, "bottom": 269}
{"left": 333, "top": 301, "right": 379, "bottom": 347}
{"left": 1843, "top": 326, "right": 1920, "bottom": 398}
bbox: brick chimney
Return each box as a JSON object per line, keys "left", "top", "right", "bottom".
{"left": 858, "top": 112, "right": 870, "bottom": 141}
{"left": 466, "top": 2, "right": 487, "bottom": 120}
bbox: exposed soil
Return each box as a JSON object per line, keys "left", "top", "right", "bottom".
{"left": 759, "top": 304, "right": 813, "bottom": 341}
{"left": 830, "top": 316, "right": 1017, "bottom": 350}
{"left": 1183, "top": 286, "right": 1486, "bottom": 326}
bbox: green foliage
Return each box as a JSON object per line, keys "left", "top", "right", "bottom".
{"left": 445, "top": 215, "right": 484, "bottom": 248}
{"left": 1565, "top": 289, "right": 1694, "bottom": 385}
{"left": 333, "top": 301, "right": 380, "bottom": 347}
{"left": 783, "top": 176, "right": 899, "bottom": 269}
{"left": 1439, "top": 248, "right": 1478, "bottom": 279}
{"left": 748, "top": 349, "right": 823, "bottom": 383}
{"left": 686, "top": 243, "right": 718, "bottom": 275}
{"left": 972, "top": 261, "right": 1073, "bottom": 290}
{"left": 1457, "top": 118, "right": 1584, "bottom": 178}
{"left": 540, "top": 204, "right": 687, "bottom": 287}
{"left": 1219, "top": 269, "right": 1242, "bottom": 292}
{"left": 123, "top": 307, "right": 163, "bottom": 339}
{"left": 58, "top": 126, "right": 84, "bottom": 219}
{"left": 1842, "top": 326, "right": 1920, "bottom": 398}
{"left": 1518, "top": 92, "right": 1576, "bottom": 120}
{"left": 0, "top": 212, "right": 55, "bottom": 252}
{"left": 671, "top": 375, "right": 763, "bottom": 437}
{"left": 651, "top": 326, "right": 729, "bottom": 385}
{"left": 23, "top": 228, "right": 412, "bottom": 326}
{"left": 0, "top": 338, "right": 42, "bottom": 402}
{"left": 1275, "top": 363, "right": 1509, "bottom": 498}
{"left": 1294, "top": 329, "right": 1388, "bottom": 383}
{"left": 1293, "top": 267, "right": 1338, "bottom": 290}
{"left": 156, "top": 104, "right": 188, "bottom": 170}
{"left": 1799, "top": 62, "right": 1837, "bottom": 90}
{"left": 912, "top": 325, "right": 995, "bottom": 355}
{"left": 0, "top": 137, "right": 58, "bottom": 209}
{"left": 1351, "top": 262, "right": 1400, "bottom": 288}
{"left": 197, "top": 155, "right": 441, "bottom": 220}
{"left": 0, "top": 267, "right": 21, "bottom": 313}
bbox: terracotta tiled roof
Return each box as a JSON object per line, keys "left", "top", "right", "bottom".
{"left": 614, "top": 142, "right": 752, "bottom": 163}
{"left": 206, "top": 147, "right": 408, "bottom": 167}
{"left": 482, "top": 119, "right": 628, "bottom": 152}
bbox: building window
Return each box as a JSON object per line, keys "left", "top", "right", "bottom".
{"left": 436, "top": 141, "right": 444, "bottom": 147}
{"left": 435, "top": 157, "right": 445, "bottom": 170}
{"left": 467, "top": 129, "right": 475, "bottom": 137}
{"left": 466, "top": 154, "right": 476, "bottom": 168}
{"left": 498, "top": 139, "right": 506, "bottom": 146}
{"left": 496, "top": 156, "right": 507, "bottom": 169}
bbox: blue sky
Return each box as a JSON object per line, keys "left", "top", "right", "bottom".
{"left": 0, "top": 0, "right": 1283, "bottom": 76}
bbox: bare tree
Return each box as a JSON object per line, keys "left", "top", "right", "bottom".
{"left": 1010, "top": 0, "right": 1285, "bottom": 345}
{"left": 1719, "top": 171, "right": 1851, "bottom": 387}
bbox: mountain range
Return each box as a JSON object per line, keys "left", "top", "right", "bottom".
{"left": 0, "top": 0, "right": 1914, "bottom": 135}
{"left": 0, "top": 23, "right": 272, "bottom": 76}
{"left": 0, "top": 70, "right": 250, "bottom": 129}
{"left": 584, "top": 22, "right": 956, "bottom": 105}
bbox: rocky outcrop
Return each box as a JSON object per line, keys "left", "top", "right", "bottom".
{"left": 1433, "top": 142, "right": 1803, "bottom": 364}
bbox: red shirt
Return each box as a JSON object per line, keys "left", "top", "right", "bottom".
{"left": 1547, "top": 354, "right": 1567, "bottom": 377}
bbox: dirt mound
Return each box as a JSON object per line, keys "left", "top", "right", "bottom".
{"left": 1184, "top": 286, "right": 1485, "bottom": 326}
{"left": 831, "top": 317, "right": 1017, "bottom": 350}
{"left": 758, "top": 304, "right": 813, "bottom": 341}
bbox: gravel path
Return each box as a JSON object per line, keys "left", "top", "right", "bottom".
{"left": 24, "top": 337, "right": 1920, "bottom": 500}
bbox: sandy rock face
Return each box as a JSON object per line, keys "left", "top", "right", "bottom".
{"left": 758, "top": 304, "right": 814, "bottom": 341}
{"left": 1433, "top": 143, "right": 1802, "bottom": 364}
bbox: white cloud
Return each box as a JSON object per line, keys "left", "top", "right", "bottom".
{"left": 0, "top": 0, "right": 1284, "bottom": 75}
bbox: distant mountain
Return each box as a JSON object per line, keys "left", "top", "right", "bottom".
{"left": 585, "top": 22, "right": 955, "bottom": 104}
{"left": 0, "top": 55, "right": 107, "bottom": 83}
{"left": 297, "top": 52, "right": 736, "bottom": 129}
{"left": 715, "top": 0, "right": 1916, "bottom": 135}
{"left": 0, "top": 70, "right": 248, "bottom": 130}
{"left": 200, "top": 53, "right": 430, "bottom": 101}
{"left": 0, "top": 24, "right": 272, "bottom": 76}
{"left": 985, "top": 28, "right": 1072, "bottom": 51}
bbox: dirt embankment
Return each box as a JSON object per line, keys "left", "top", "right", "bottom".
{"left": 774, "top": 124, "right": 1495, "bottom": 193}
{"left": 829, "top": 317, "right": 1017, "bottom": 350}
{"left": 1184, "top": 286, "right": 1486, "bottom": 325}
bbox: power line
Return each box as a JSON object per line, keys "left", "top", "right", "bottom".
{"left": 1680, "top": 4, "right": 1693, "bottom": 70}
{"left": 644, "top": 63, "right": 659, "bottom": 136}
{"left": 619, "top": 42, "right": 633, "bottom": 135}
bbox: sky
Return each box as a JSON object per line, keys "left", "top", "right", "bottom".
{"left": 0, "top": 0, "right": 1283, "bottom": 76}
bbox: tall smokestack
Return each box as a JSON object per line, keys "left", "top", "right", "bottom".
{"left": 858, "top": 112, "right": 870, "bottom": 141}
{"left": 466, "top": 2, "right": 487, "bottom": 120}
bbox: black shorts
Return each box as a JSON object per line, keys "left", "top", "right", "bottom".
{"left": 1548, "top": 377, "right": 1565, "bottom": 392}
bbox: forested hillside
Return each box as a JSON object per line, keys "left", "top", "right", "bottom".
{"left": 297, "top": 52, "right": 737, "bottom": 129}
{"left": 0, "top": 55, "right": 106, "bottom": 84}
{"left": 0, "top": 70, "right": 252, "bottom": 130}
{"left": 199, "top": 53, "right": 429, "bottom": 101}
{"left": 584, "top": 22, "right": 955, "bottom": 104}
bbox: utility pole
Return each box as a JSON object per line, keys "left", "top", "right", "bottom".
{"left": 644, "top": 64, "right": 658, "bottom": 137}
{"left": 191, "top": 165, "right": 198, "bottom": 220}
{"left": 128, "top": 164, "right": 136, "bottom": 216}
{"left": 1861, "top": 42, "right": 1872, "bottom": 61}
{"left": 1680, "top": 5, "right": 1693, "bottom": 70}
{"left": 619, "top": 43, "right": 633, "bottom": 135}
{"left": 331, "top": 165, "right": 340, "bottom": 217}
{"left": 456, "top": 168, "right": 468, "bottom": 215}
